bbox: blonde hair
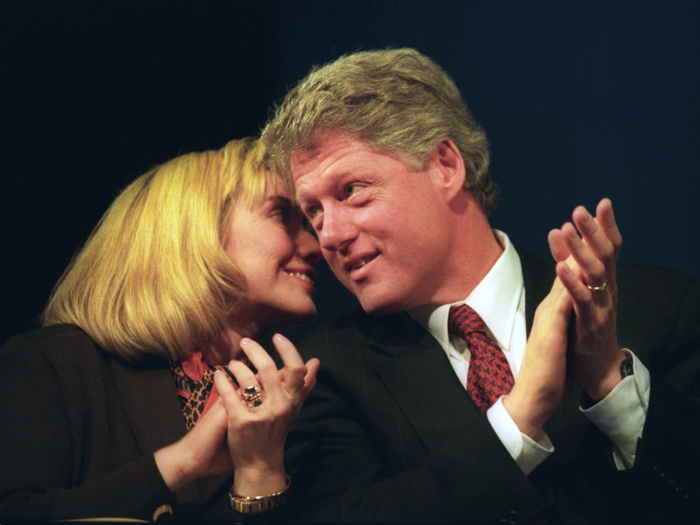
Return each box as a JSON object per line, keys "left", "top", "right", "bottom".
{"left": 42, "top": 138, "right": 291, "bottom": 362}
{"left": 263, "top": 48, "right": 498, "bottom": 215}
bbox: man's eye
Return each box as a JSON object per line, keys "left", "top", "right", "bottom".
{"left": 347, "top": 184, "right": 362, "bottom": 197}
{"left": 308, "top": 206, "right": 321, "bottom": 218}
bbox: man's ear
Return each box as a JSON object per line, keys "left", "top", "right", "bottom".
{"left": 429, "top": 138, "right": 467, "bottom": 201}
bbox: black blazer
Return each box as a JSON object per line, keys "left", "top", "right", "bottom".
{"left": 285, "top": 250, "right": 700, "bottom": 524}
{"left": 0, "top": 324, "right": 233, "bottom": 521}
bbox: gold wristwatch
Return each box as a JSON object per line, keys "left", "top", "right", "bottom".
{"left": 229, "top": 475, "right": 291, "bottom": 515}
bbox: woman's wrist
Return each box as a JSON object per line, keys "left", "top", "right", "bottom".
{"left": 232, "top": 465, "right": 288, "bottom": 497}
{"left": 154, "top": 442, "right": 197, "bottom": 493}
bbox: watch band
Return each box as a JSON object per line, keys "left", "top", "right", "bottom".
{"left": 229, "top": 475, "right": 291, "bottom": 515}
{"left": 620, "top": 351, "right": 634, "bottom": 379}
{"left": 580, "top": 351, "right": 635, "bottom": 408}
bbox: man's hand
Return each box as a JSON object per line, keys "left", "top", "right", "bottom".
{"left": 548, "top": 198, "right": 626, "bottom": 401}
{"left": 504, "top": 276, "right": 573, "bottom": 439}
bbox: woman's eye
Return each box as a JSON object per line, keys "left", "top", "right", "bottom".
{"left": 307, "top": 206, "right": 321, "bottom": 218}
{"left": 273, "top": 207, "right": 290, "bottom": 224}
{"left": 303, "top": 216, "right": 316, "bottom": 236}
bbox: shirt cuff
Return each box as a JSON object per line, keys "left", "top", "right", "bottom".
{"left": 580, "top": 349, "right": 650, "bottom": 469}
{"left": 487, "top": 396, "right": 553, "bottom": 475}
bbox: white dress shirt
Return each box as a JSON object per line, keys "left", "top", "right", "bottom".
{"left": 409, "top": 230, "right": 649, "bottom": 474}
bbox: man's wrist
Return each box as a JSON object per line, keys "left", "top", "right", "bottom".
{"left": 581, "top": 350, "right": 633, "bottom": 407}
{"left": 502, "top": 393, "right": 545, "bottom": 439}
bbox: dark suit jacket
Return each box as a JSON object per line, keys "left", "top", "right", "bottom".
{"left": 0, "top": 324, "right": 233, "bottom": 521}
{"left": 286, "top": 250, "right": 700, "bottom": 524}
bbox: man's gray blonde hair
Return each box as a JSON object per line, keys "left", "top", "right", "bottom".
{"left": 263, "top": 48, "right": 498, "bottom": 215}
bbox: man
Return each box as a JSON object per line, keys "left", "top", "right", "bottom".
{"left": 262, "top": 49, "right": 700, "bottom": 524}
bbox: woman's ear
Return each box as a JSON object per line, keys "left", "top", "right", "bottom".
{"left": 429, "top": 139, "right": 467, "bottom": 201}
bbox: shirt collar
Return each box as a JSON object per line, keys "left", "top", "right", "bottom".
{"left": 408, "top": 230, "right": 523, "bottom": 353}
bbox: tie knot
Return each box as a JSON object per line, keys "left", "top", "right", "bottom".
{"left": 448, "top": 304, "right": 487, "bottom": 340}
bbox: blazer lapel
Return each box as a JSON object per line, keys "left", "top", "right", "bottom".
{"left": 110, "top": 360, "right": 187, "bottom": 453}
{"left": 371, "top": 313, "right": 482, "bottom": 453}
{"left": 111, "top": 359, "right": 231, "bottom": 510}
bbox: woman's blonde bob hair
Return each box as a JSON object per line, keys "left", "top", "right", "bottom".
{"left": 42, "top": 138, "right": 291, "bottom": 363}
{"left": 263, "top": 48, "right": 498, "bottom": 215}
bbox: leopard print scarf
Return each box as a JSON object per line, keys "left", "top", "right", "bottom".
{"left": 171, "top": 355, "right": 226, "bottom": 430}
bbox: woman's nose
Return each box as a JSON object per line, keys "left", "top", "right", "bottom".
{"left": 297, "top": 229, "right": 323, "bottom": 266}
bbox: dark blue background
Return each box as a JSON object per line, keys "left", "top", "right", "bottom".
{"left": 2, "top": 1, "right": 698, "bottom": 345}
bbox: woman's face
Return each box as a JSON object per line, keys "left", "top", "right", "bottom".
{"left": 224, "top": 177, "right": 322, "bottom": 334}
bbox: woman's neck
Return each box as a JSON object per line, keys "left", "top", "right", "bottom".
{"left": 200, "top": 318, "right": 275, "bottom": 366}
{"left": 201, "top": 326, "right": 247, "bottom": 366}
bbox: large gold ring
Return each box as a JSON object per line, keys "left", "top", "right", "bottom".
{"left": 586, "top": 280, "right": 608, "bottom": 292}
{"left": 241, "top": 384, "right": 264, "bottom": 408}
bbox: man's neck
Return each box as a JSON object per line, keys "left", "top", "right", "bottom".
{"left": 426, "top": 197, "right": 503, "bottom": 306}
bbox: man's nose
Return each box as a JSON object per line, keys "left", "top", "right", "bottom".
{"left": 319, "top": 207, "right": 358, "bottom": 252}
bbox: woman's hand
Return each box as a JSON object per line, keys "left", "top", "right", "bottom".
{"left": 154, "top": 398, "right": 233, "bottom": 492}
{"left": 214, "top": 334, "right": 320, "bottom": 497}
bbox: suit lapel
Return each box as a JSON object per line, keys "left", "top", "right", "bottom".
{"left": 517, "top": 247, "right": 556, "bottom": 335}
{"left": 370, "top": 313, "right": 482, "bottom": 453}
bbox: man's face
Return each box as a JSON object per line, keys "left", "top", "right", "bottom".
{"left": 290, "top": 131, "right": 456, "bottom": 314}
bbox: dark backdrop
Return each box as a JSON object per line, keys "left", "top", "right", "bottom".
{"left": 3, "top": 1, "right": 698, "bottom": 345}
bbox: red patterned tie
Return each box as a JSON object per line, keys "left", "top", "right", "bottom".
{"left": 448, "top": 304, "right": 515, "bottom": 412}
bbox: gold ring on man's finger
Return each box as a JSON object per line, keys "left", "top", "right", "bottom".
{"left": 586, "top": 280, "right": 608, "bottom": 292}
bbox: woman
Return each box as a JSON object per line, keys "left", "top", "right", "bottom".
{"left": 0, "top": 138, "right": 322, "bottom": 521}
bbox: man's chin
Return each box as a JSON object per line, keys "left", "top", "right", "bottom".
{"left": 358, "top": 295, "right": 406, "bottom": 316}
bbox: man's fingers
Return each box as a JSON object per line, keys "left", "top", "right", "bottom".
{"left": 561, "top": 222, "right": 607, "bottom": 289}
{"left": 555, "top": 261, "right": 597, "bottom": 322}
{"left": 595, "top": 198, "right": 622, "bottom": 258}
{"left": 548, "top": 229, "right": 571, "bottom": 264}
{"left": 572, "top": 205, "right": 615, "bottom": 271}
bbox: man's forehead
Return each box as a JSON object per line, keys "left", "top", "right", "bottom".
{"left": 290, "top": 129, "right": 410, "bottom": 178}
{"left": 289, "top": 130, "right": 363, "bottom": 180}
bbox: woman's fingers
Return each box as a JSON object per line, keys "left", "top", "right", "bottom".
{"left": 271, "top": 334, "right": 309, "bottom": 392}
{"left": 226, "top": 359, "right": 259, "bottom": 393}
{"left": 238, "top": 338, "right": 284, "bottom": 398}
{"left": 222, "top": 335, "right": 318, "bottom": 410}
{"left": 213, "top": 368, "right": 247, "bottom": 415}
{"left": 301, "top": 358, "right": 320, "bottom": 399}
